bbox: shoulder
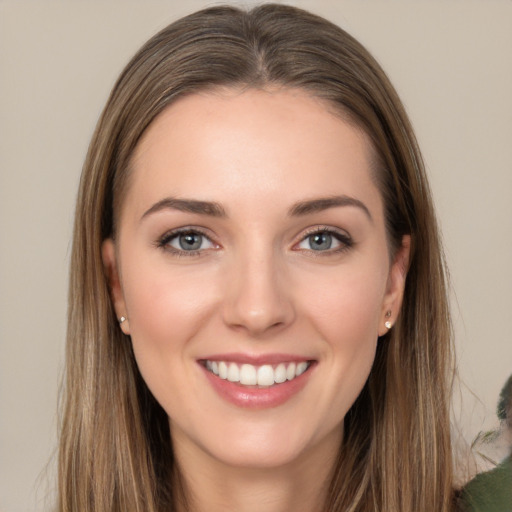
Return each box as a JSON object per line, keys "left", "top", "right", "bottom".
{"left": 460, "top": 456, "right": 512, "bottom": 512}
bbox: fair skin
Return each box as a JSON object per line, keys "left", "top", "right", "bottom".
{"left": 103, "top": 88, "right": 409, "bottom": 512}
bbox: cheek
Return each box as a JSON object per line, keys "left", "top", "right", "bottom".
{"left": 300, "top": 263, "right": 385, "bottom": 383}
{"left": 125, "top": 266, "right": 219, "bottom": 338}
{"left": 299, "top": 263, "right": 387, "bottom": 342}
{"left": 120, "top": 260, "right": 222, "bottom": 414}
{"left": 120, "top": 254, "right": 221, "bottom": 370}
{"left": 302, "top": 268, "right": 384, "bottom": 416}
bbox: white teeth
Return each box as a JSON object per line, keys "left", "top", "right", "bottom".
{"left": 240, "top": 364, "right": 257, "bottom": 385}
{"left": 257, "top": 365, "right": 274, "bottom": 386}
{"left": 227, "top": 362, "right": 239, "bottom": 382}
{"left": 296, "top": 361, "right": 308, "bottom": 376}
{"left": 218, "top": 361, "right": 228, "bottom": 379}
{"left": 286, "top": 362, "right": 296, "bottom": 381}
{"left": 205, "top": 360, "right": 311, "bottom": 387}
{"left": 274, "top": 363, "right": 287, "bottom": 384}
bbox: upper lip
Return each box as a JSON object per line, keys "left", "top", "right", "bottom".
{"left": 198, "top": 353, "right": 314, "bottom": 365}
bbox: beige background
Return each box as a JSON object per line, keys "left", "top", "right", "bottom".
{"left": 1, "top": 1, "right": 511, "bottom": 510}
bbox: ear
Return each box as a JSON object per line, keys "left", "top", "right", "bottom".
{"left": 378, "top": 235, "right": 411, "bottom": 336}
{"left": 102, "top": 238, "right": 130, "bottom": 335}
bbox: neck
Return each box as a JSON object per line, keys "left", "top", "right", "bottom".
{"left": 172, "top": 428, "right": 341, "bottom": 512}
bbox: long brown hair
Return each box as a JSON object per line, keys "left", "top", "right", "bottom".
{"left": 59, "top": 4, "right": 456, "bottom": 511}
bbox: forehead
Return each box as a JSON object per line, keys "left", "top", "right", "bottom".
{"left": 124, "top": 87, "right": 382, "bottom": 222}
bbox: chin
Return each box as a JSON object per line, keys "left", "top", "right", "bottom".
{"left": 194, "top": 418, "right": 339, "bottom": 471}
{"left": 207, "top": 439, "right": 308, "bottom": 470}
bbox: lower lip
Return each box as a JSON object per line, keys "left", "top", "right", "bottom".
{"left": 200, "top": 363, "right": 315, "bottom": 409}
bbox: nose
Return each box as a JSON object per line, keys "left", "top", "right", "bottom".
{"left": 222, "top": 248, "right": 295, "bottom": 337}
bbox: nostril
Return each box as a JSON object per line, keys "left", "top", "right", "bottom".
{"left": 221, "top": 263, "right": 296, "bottom": 334}
{"left": 224, "top": 305, "right": 294, "bottom": 335}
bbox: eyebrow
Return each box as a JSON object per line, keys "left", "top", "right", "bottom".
{"left": 141, "top": 194, "right": 371, "bottom": 222}
{"left": 288, "top": 195, "right": 372, "bottom": 221}
{"left": 141, "top": 197, "right": 227, "bottom": 220}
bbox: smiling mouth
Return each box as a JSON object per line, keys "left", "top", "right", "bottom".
{"left": 201, "top": 360, "right": 313, "bottom": 388}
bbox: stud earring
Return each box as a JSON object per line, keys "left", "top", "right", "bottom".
{"left": 385, "top": 310, "right": 392, "bottom": 330}
{"left": 119, "top": 316, "right": 126, "bottom": 324}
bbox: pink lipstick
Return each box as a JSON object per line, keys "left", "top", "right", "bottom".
{"left": 198, "top": 354, "right": 316, "bottom": 409}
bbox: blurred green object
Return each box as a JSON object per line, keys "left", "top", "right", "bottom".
{"left": 462, "top": 456, "right": 512, "bottom": 511}
{"left": 497, "top": 374, "right": 512, "bottom": 422}
{"left": 461, "top": 374, "right": 512, "bottom": 511}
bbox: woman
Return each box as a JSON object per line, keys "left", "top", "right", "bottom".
{"left": 59, "top": 4, "right": 457, "bottom": 511}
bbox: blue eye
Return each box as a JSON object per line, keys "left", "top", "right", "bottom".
{"left": 175, "top": 232, "right": 204, "bottom": 251}
{"left": 306, "top": 232, "right": 334, "bottom": 251}
{"left": 297, "top": 229, "right": 352, "bottom": 253}
{"left": 159, "top": 229, "right": 216, "bottom": 254}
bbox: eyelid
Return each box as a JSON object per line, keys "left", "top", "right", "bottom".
{"left": 293, "top": 225, "right": 353, "bottom": 254}
{"left": 156, "top": 226, "right": 220, "bottom": 255}
{"left": 155, "top": 224, "right": 352, "bottom": 256}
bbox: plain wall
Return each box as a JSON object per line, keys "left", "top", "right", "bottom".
{"left": 1, "top": 1, "right": 511, "bottom": 510}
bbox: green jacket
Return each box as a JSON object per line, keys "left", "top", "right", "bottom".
{"left": 461, "top": 456, "right": 512, "bottom": 512}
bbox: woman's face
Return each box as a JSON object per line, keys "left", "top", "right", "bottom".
{"left": 103, "top": 88, "right": 409, "bottom": 471}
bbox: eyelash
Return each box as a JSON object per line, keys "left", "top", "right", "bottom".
{"left": 295, "top": 226, "right": 353, "bottom": 256}
{"left": 156, "top": 226, "right": 353, "bottom": 257}
{"left": 156, "top": 227, "right": 216, "bottom": 257}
